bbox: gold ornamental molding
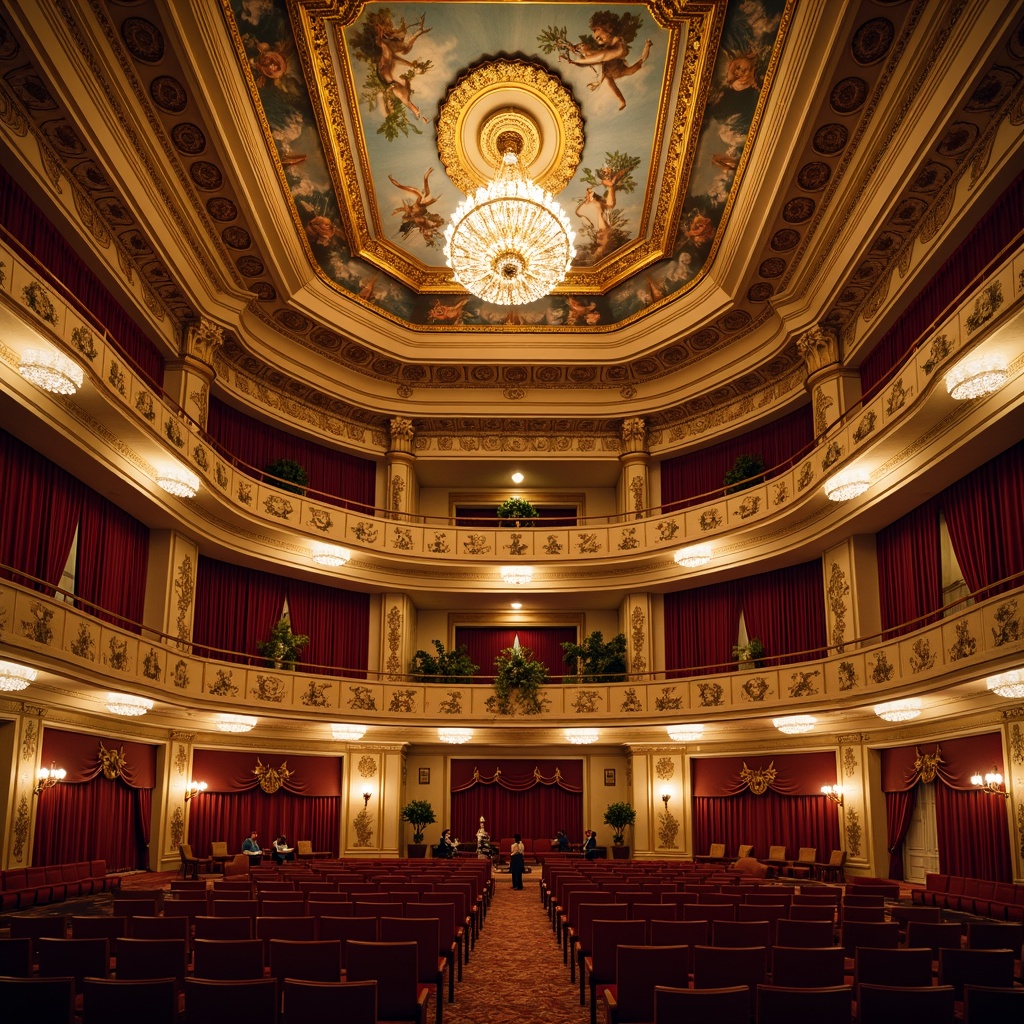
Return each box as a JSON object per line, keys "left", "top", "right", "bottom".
{"left": 436, "top": 58, "right": 584, "bottom": 196}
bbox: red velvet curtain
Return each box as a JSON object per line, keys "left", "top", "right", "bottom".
{"left": 207, "top": 398, "right": 376, "bottom": 512}
{"left": 0, "top": 165, "right": 166, "bottom": 387}
{"left": 454, "top": 626, "right": 579, "bottom": 681}
{"left": 884, "top": 789, "right": 917, "bottom": 880}
{"left": 860, "top": 170, "right": 1024, "bottom": 397}
{"left": 876, "top": 497, "right": 942, "bottom": 637}
{"left": 942, "top": 440, "right": 1024, "bottom": 596}
{"left": 286, "top": 578, "right": 370, "bottom": 676}
{"left": 449, "top": 760, "right": 583, "bottom": 844}
{"left": 34, "top": 728, "right": 155, "bottom": 870}
{"left": 76, "top": 488, "right": 149, "bottom": 631}
{"left": 664, "top": 582, "right": 741, "bottom": 676}
{"left": 660, "top": 406, "right": 814, "bottom": 508}
{"left": 0, "top": 428, "right": 85, "bottom": 591}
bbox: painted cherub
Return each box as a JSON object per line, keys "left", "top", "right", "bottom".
{"left": 374, "top": 12, "right": 431, "bottom": 124}
{"left": 389, "top": 168, "right": 444, "bottom": 246}
{"left": 559, "top": 12, "right": 652, "bottom": 110}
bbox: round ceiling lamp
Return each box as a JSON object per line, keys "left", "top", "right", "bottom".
{"left": 874, "top": 698, "right": 922, "bottom": 722}
{"left": 674, "top": 545, "right": 712, "bottom": 568}
{"left": 438, "top": 728, "right": 472, "bottom": 744}
{"left": 945, "top": 352, "right": 1008, "bottom": 400}
{"left": 500, "top": 565, "right": 533, "bottom": 586}
{"left": 106, "top": 693, "right": 153, "bottom": 717}
{"left": 824, "top": 468, "right": 870, "bottom": 502}
{"left": 565, "top": 728, "right": 598, "bottom": 744}
{"left": 986, "top": 670, "right": 1024, "bottom": 699}
{"left": 772, "top": 715, "right": 817, "bottom": 735}
{"left": 19, "top": 349, "right": 84, "bottom": 394}
{"left": 312, "top": 545, "right": 351, "bottom": 567}
{"left": 0, "top": 660, "right": 38, "bottom": 692}
{"left": 216, "top": 713, "right": 257, "bottom": 733}
{"left": 667, "top": 724, "right": 704, "bottom": 742}
{"left": 330, "top": 723, "right": 366, "bottom": 741}
{"left": 156, "top": 464, "right": 200, "bottom": 498}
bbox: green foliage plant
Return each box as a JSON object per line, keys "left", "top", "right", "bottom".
{"left": 256, "top": 617, "right": 310, "bottom": 670}
{"left": 409, "top": 640, "right": 479, "bottom": 684}
{"left": 264, "top": 458, "right": 309, "bottom": 495}
{"left": 400, "top": 799, "right": 436, "bottom": 843}
{"left": 486, "top": 646, "right": 550, "bottom": 716}
{"left": 723, "top": 453, "right": 765, "bottom": 494}
{"left": 732, "top": 637, "right": 767, "bottom": 668}
{"left": 603, "top": 801, "right": 637, "bottom": 844}
{"left": 495, "top": 496, "right": 539, "bottom": 526}
{"left": 561, "top": 631, "right": 628, "bottom": 683}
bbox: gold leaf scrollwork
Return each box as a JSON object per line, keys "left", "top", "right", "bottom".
{"left": 739, "top": 760, "right": 777, "bottom": 795}
{"left": 99, "top": 741, "right": 126, "bottom": 780}
{"left": 913, "top": 745, "right": 943, "bottom": 784}
{"left": 254, "top": 757, "right": 293, "bottom": 794}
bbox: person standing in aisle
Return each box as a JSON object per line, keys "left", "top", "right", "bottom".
{"left": 509, "top": 832, "right": 526, "bottom": 889}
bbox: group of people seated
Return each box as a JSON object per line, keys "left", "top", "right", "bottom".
{"left": 240, "top": 830, "right": 294, "bottom": 865}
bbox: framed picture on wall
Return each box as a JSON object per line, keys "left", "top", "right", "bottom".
{"left": 419, "top": 768, "right": 430, "bottom": 785}
{"left": 604, "top": 769, "right": 616, "bottom": 786}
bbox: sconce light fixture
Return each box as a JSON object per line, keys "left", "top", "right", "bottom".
{"left": 185, "top": 780, "right": 207, "bottom": 802}
{"left": 821, "top": 784, "right": 843, "bottom": 806}
{"left": 661, "top": 789, "right": 671, "bottom": 807}
{"left": 34, "top": 761, "right": 66, "bottom": 796}
{"left": 362, "top": 790, "right": 372, "bottom": 808}
{"left": 970, "top": 767, "right": 1009, "bottom": 798}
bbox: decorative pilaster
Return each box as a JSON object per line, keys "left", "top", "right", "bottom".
{"left": 344, "top": 745, "right": 404, "bottom": 856}
{"left": 164, "top": 731, "right": 197, "bottom": 871}
{"left": 836, "top": 733, "right": 874, "bottom": 875}
{"left": 380, "top": 594, "right": 416, "bottom": 682}
{"left": 386, "top": 417, "right": 417, "bottom": 520}
{"left": 142, "top": 531, "right": 199, "bottom": 652}
{"left": 796, "top": 324, "right": 861, "bottom": 440}
{"left": 619, "top": 417, "right": 650, "bottom": 520}
{"left": 822, "top": 537, "right": 881, "bottom": 655}
{"left": 628, "top": 745, "right": 691, "bottom": 859}
{"left": 1002, "top": 710, "right": 1024, "bottom": 881}
{"left": 164, "top": 318, "right": 223, "bottom": 429}
{"left": 3, "top": 704, "right": 46, "bottom": 867}
{"left": 621, "top": 593, "right": 653, "bottom": 687}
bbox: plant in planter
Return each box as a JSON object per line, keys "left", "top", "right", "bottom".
{"left": 486, "top": 645, "right": 550, "bottom": 716}
{"left": 409, "top": 640, "right": 479, "bottom": 684}
{"left": 732, "top": 637, "right": 766, "bottom": 668}
{"left": 256, "top": 617, "right": 310, "bottom": 670}
{"left": 264, "top": 457, "right": 309, "bottom": 495}
{"left": 603, "top": 801, "right": 637, "bottom": 845}
{"left": 723, "top": 453, "right": 765, "bottom": 494}
{"left": 495, "top": 496, "right": 539, "bottom": 527}
{"left": 561, "top": 631, "right": 629, "bottom": 683}
{"left": 400, "top": 799, "right": 437, "bottom": 844}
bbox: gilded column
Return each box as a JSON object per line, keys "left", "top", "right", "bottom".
{"left": 379, "top": 593, "right": 417, "bottom": 683}
{"left": 628, "top": 746, "right": 688, "bottom": 860}
{"left": 386, "top": 417, "right": 417, "bottom": 521}
{"left": 621, "top": 593, "right": 653, "bottom": 690}
{"left": 619, "top": 417, "right": 650, "bottom": 520}
{"left": 796, "top": 325, "right": 861, "bottom": 441}
{"left": 822, "top": 537, "right": 881, "bottom": 655}
{"left": 345, "top": 745, "right": 404, "bottom": 857}
{"left": 2, "top": 703, "right": 46, "bottom": 868}
{"left": 164, "top": 318, "right": 223, "bottom": 430}
{"left": 1003, "top": 710, "right": 1024, "bottom": 882}
{"left": 142, "top": 531, "right": 199, "bottom": 653}
{"left": 164, "top": 731, "right": 196, "bottom": 872}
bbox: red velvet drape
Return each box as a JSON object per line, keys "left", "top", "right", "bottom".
{"left": 884, "top": 789, "right": 917, "bottom": 880}
{"left": 664, "top": 582, "right": 740, "bottom": 677}
{"left": 286, "top": 578, "right": 370, "bottom": 676}
{"left": 0, "top": 428, "right": 85, "bottom": 591}
{"left": 943, "top": 440, "right": 1024, "bottom": 596}
{"left": 660, "top": 406, "right": 814, "bottom": 507}
{"left": 454, "top": 627, "right": 579, "bottom": 680}
{"left": 0, "top": 165, "right": 166, "bottom": 387}
{"left": 876, "top": 497, "right": 942, "bottom": 637}
{"left": 207, "top": 398, "right": 376, "bottom": 512}
{"left": 76, "top": 488, "right": 149, "bottom": 631}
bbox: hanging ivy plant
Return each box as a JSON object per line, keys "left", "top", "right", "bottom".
{"left": 495, "top": 496, "right": 539, "bottom": 526}
{"left": 723, "top": 454, "right": 765, "bottom": 494}
{"left": 265, "top": 458, "right": 309, "bottom": 495}
{"left": 486, "top": 646, "right": 550, "bottom": 716}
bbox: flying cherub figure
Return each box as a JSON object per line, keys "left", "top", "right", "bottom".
{"left": 558, "top": 12, "right": 652, "bottom": 110}
{"left": 375, "top": 12, "right": 431, "bottom": 124}
{"left": 389, "top": 168, "right": 444, "bottom": 246}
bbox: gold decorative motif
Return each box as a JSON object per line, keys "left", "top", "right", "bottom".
{"left": 99, "top": 741, "right": 126, "bottom": 780}
{"left": 170, "top": 806, "right": 184, "bottom": 848}
{"left": 358, "top": 755, "right": 377, "bottom": 778}
{"left": 845, "top": 807, "right": 862, "bottom": 857}
{"left": 254, "top": 757, "right": 293, "bottom": 794}
{"left": 655, "top": 757, "right": 674, "bottom": 780}
{"left": 12, "top": 796, "right": 30, "bottom": 862}
{"left": 740, "top": 761, "right": 777, "bottom": 795}
{"left": 913, "top": 745, "right": 943, "bottom": 784}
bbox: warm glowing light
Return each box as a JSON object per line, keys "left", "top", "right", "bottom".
{"left": 216, "top": 713, "right": 257, "bottom": 733}
{"left": 564, "top": 728, "right": 598, "bottom": 744}
{"left": 970, "top": 766, "right": 1008, "bottom": 797}
{"left": 667, "top": 724, "right": 704, "bottom": 742}
{"left": 821, "top": 784, "right": 843, "bottom": 805}
{"left": 185, "top": 780, "right": 207, "bottom": 801}
{"left": 945, "top": 353, "right": 1008, "bottom": 400}
{"left": 438, "top": 728, "right": 472, "bottom": 744}
{"left": 444, "top": 151, "right": 576, "bottom": 306}
{"left": 772, "top": 715, "right": 817, "bottom": 735}
{"left": 511, "top": 472, "right": 524, "bottom": 484}
{"left": 674, "top": 545, "right": 712, "bottom": 568}
{"left": 330, "top": 723, "right": 366, "bottom": 741}
{"left": 825, "top": 468, "right": 870, "bottom": 501}
{"left": 156, "top": 465, "right": 200, "bottom": 498}
{"left": 312, "top": 545, "right": 351, "bottom": 567}
{"left": 105, "top": 693, "right": 154, "bottom": 717}
{"left": 500, "top": 565, "right": 533, "bottom": 586}
{"left": 510, "top": 602, "right": 523, "bottom": 610}
{"left": 986, "top": 670, "right": 1024, "bottom": 699}
{"left": 0, "top": 659, "right": 37, "bottom": 692}
{"left": 34, "top": 762, "right": 67, "bottom": 795}
{"left": 874, "top": 698, "right": 922, "bottom": 722}
{"left": 19, "top": 349, "right": 84, "bottom": 394}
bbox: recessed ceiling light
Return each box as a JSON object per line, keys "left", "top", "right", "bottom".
{"left": 510, "top": 602, "right": 522, "bottom": 610}
{"left": 511, "top": 472, "right": 524, "bottom": 484}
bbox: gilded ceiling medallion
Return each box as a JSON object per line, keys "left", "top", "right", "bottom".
{"left": 436, "top": 58, "right": 583, "bottom": 195}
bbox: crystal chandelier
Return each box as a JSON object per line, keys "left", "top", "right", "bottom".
{"left": 106, "top": 693, "right": 153, "bottom": 717}
{"left": 312, "top": 545, "right": 351, "bottom": 567}
{"left": 874, "top": 698, "right": 922, "bottom": 722}
{"left": 216, "top": 713, "right": 257, "bottom": 733}
{"left": 0, "top": 659, "right": 37, "bottom": 692}
{"left": 825, "top": 468, "right": 870, "bottom": 502}
{"left": 772, "top": 714, "right": 817, "bottom": 735}
{"left": 674, "top": 545, "right": 712, "bottom": 568}
{"left": 438, "top": 728, "right": 472, "bottom": 744}
{"left": 986, "top": 670, "right": 1024, "bottom": 698}
{"left": 945, "top": 353, "right": 1007, "bottom": 400}
{"left": 565, "top": 728, "right": 598, "bottom": 744}
{"left": 500, "top": 565, "right": 533, "bottom": 586}
{"left": 156, "top": 465, "right": 200, "bottom": 498}
{"left": 444, "top": 146, "right": 575, "bottom": 306}
{"left": 330, "top": 723, "right": 366, "bottom": 741}
{"left": 19, "top": 349, "right": 84, "bottom": 394}
{"left": 667, "top": 724, "right": 704, "bottom": 742}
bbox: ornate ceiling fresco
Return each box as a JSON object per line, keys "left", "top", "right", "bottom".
{"left": 1, "top": 1, "right": 1022, "bottom": 443}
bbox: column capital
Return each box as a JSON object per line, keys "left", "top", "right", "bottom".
{"left": 389, "top": 417, "right": 416, "bottom": 454}
{"left": 796, "top": 324, "right": 840, "bottom": 375}
{"left": 183, "top": 317, "right": 224, "bottom": 365}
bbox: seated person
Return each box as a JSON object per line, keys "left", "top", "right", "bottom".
{"left": 435, "top": 827, "right": 456, "bottom": 858}
{"left": 241, "top": 829, "right": 262, "bottom": 864}
{"left": 554, "top": 829, "right": 569, "bottom": 852}
{"left": 583, "top": 828, "right": 598, "bottom": 860}
{"left": 271, "top": 834, "right": 294, "bottom": 864}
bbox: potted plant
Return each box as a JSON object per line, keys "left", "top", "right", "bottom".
{"left": 495, "top": 496, "right": 539, "bottom": 527}
{"left": 561, "top": 631, "right": 628, "bottom": 683}
{"left": 604, "top": 800, "right": 636, "bottom": 857}
{"left": 256, "top": 617, "right": 310, "bottom": 670}
{"left": 265, "top": 457, "right": 309, "bottom": 495}
{"left": 723, "top": 453, "right": 765, "bottom": 494}
{"left": 486, "top": 645, "right": 550, "bottom": 716}
{"left": 732, "top": 637, "right": 766, "bottom": 669}
{"left": 409, "top": 640, "right": 479, "bottom": 683}
{"left": 400, "top": 799, "right": 436, "bottom": 857}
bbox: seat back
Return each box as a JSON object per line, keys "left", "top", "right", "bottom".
{"left": 612, "top": 944, "right": 689, "bottom": 1023}
{"left": 115, "top": 937, "right": 188, "bottom": 986}
{"left": 576, "top": 903, "right": 628, "bottom": 958}
{"left": 938, "top": 947, "right": 1016, "bottom": 1000}
{"left": 0, "top": 975, "right": 75, "bottom": 1021}
{"left": 841, "top": 920, "right": 899, "bottom": 957}
{"left": 589, "top": 918, "right": 647, "bottom": 984}
{"left": 766, "top": 845, "right": 787, "bottom": 861}
{"left": 966, "top": 921, "right": 1024, "bottom": 950}
{"left": 775, "top": 917, "right": 835, "bottom": 948}
{"left": 856, "top": 945, "right": 934, "bottom": 988}
{"left": 654, "top": 984, "right": 748, "bottom": 1024}
{"left": 963, "top": 983, "right": 1024, "bottom": 1020}
{"left": 193, "top": 938, "right": 265, "bottom": 979}
{"left": 183, "top": 977, "right": 279, "bottom": 1024}
{"left": 857, "top": 983, "right": 955, "bottom": 1023}
{"left": 80, "top": 977, "right": 177, "bottom": 1024}
{"left": 692, "top": 944, "right": 767, "bottom": 1016}
{"left": 736, "top": 845, "right": 754, "bottom": 859}
{"left": 905, "top": 921, "right": 963, "bottom": 957}
{"left": 756, "top": 983, "right": 851, "bottom": 1024}
{"left": 346, "top": 940, "right": 425, "bottom": 1023}
{"left": 130, "top": 914, "right": 190, "bottom": 942}
{"left": 795, "top": 847, "right": 817, "bottom": 864}
{"left": 771, "top": 945, "right": 845, "bottom": 987}
{"left": 0, "top": 937, "right": 33, "bottom": 977}
{"left": 268, "top": 938, "right": 342, "bottom": 984}
{"left": 281, "top": 979, "right": 376, "bottom": 1024}
{"left": 210, "top": 841, "right": 229, "bottom": 859}
{"left": 381, "top": 916, "right": 443, "bottom": 984}
{"left": 256, "top": 914, "right": 315, "bottom": 959}
{"left": 712, "top": 918, "right": 771, "bottom": 954}
{"left": 193, "top": 915, "right": 252, "bottom": 940}
{"left": 296, "top": 840, "right": 314, "bottom": 856}
{"left": 708, "top": 843, "right": 726, "bottom": 858}
{"left": 37, "top": 937, "right": 109, "bottom": 989}
{"left": 316, "top": 916, "right": 378, "bottom": 964}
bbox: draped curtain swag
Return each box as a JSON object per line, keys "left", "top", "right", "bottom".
{"left": 450, "top": 759, "right": 583, "bottom": 793}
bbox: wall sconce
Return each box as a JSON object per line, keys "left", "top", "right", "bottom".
{"left": 34, "top": 761, "right": 66, "bottom": 796}
{"left": 185, "top": 780, "right": 207, "bottom": 802}
{"left": 362, "top": 790, "right": 372, "bottom": 808}
{"left": 661, "top": 790, "right": 671, "bottom": 807}
{"left": 970, "top": 767, "right": 1009, "bottom": 798}
{"left": 821, "top": 784, "right": 843, "bottom": 806}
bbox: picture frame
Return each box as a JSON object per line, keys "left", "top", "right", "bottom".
{"left": 604, "top": 768, "right": 616, "bottom": 786}
{"left": 418, "top": 768, "right": 430, "bottom": 785}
